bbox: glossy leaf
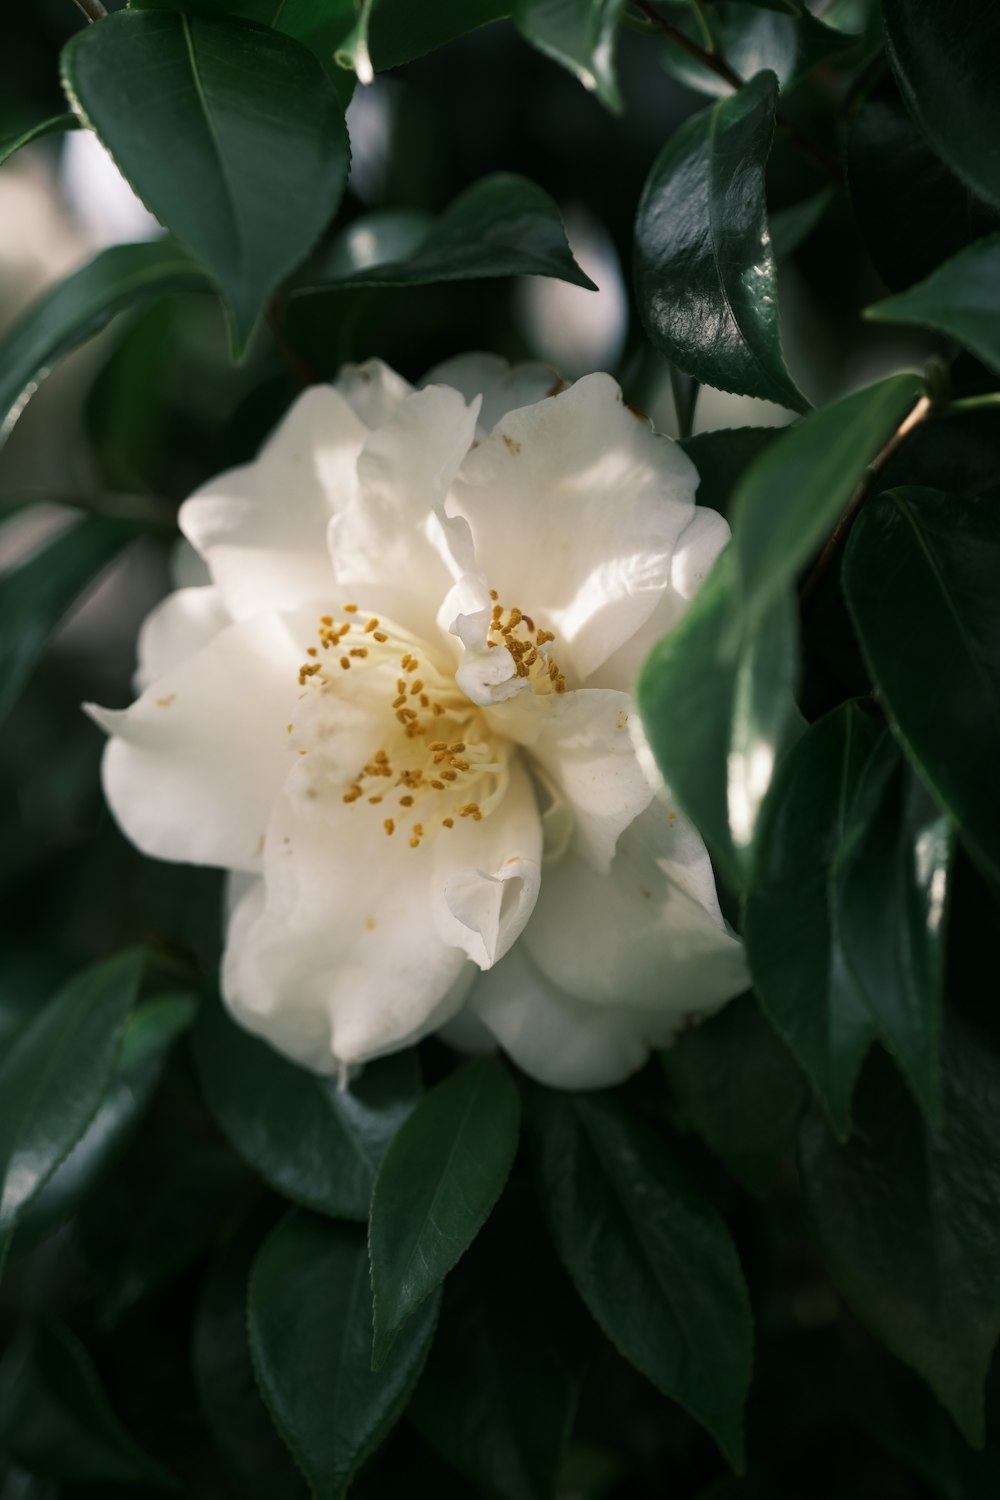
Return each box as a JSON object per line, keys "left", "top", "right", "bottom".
{"left": 662, "top": 992, "right": 807, "bottom": 1196}
{"left": 0, "top": 240, "right": 206, "bottom": 448}
{"left": 847, "top": 93, "right": 999, "bottom": 293}
{"left": 635, "top": 70, "right": 806, "bottom": 411}
{"left": 0, "top": 113, "right": 78, "bottom": 166}
{"left": 844, "top": 487, "right": 1000, "bottom": 881}
{"left": 0, "top": 518, "right": 136, "bottom": 724}
{"left": 62, "top": 10, "right": 349, "bottom": 353}
{"left": 19, "top": 993, "right": 196, "bottom": 1243}
{"left": 513, "top": 0, "right": 624, "bottom": 113}
{"left": 530, "top": 1090, "right": 752, "bottom": 1468}
{"left": 658, "top": 3, "right": 852, "bottom": 98}
{"left": 866, "top": 234, "right": 1000, "bottom": 377}
{"left": 249, "top": 1211, "right": 439, "bottom": 1500}
{"left": 884, "top": 0, "right": 1000, "bottom": 211}
{"left": 194, "top": 995, "right": 421, "bottom": 1221}
{"left": 0, "top": 951, "right": 144, "bottom": 1238}
{"left": 835, "top": 735, "right": 954, "bottom": 1123}
{"left": 729, "top": 373, "right": 922, "bottom": 630}
{"left": 744, "top": 704, "right": 879, "bottom": 1137}
{"left": 0, "top": 1318, "right": 176, "bottom": 1489}
{"left": 800, "top": 1023, "right": 1000, "bottom": 1446}
{"left": 369, "top": 1056, "right": 520, "bottom": 1366}
{"left": 193, "top": 1211, "right": 308, "bottom": 1500}
{"left": 637, "top": 547, "right": 800, "bottom": 891}
{"left": 680, "top": 426, "right": 782, "bottom": 519}
{"left": 300, "top": 172, "right": 595, "bottom": 292}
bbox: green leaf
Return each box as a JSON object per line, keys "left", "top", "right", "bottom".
{"left": 0, "top": 240, "right": 207, "bottom": 449}
{"left": 193, "top": 1210, "right": 308, "bottom": 1500}
{"left": 680, "top": 425, "right": 783, "bottom": 518}
{"left": 249, "top": 1211, "right": 439, "bottom": 1500}
{"left": 800, "top": 1021, "right": 1000, "bottom": 1446}
{"left": 846, "top": 94, "right": 999, "bottom": 293}
{"left": 0, "top": 951, "right": 144, "bottom": 1239}
{"left": 0, "top": 1317, "right": 177, "bottom": 1489}
{"left": 744, "top": 703, "right": 880, "bottom": 1137}
{"left": 408, "top": 1208, "right": 584, "bottom": 1500}
{"left": 658, "top": 3, "right": 853, "bottom": 98}
{"left": 662, "top": 991, "right": 807, "bottom": 1196}
{"left": 368, "top": 0, "right": 512, "bottom": 70}
{"left": 513, "top": 0, "right": 625, "bottom": 113}
{"left": 884, "top": 0, "right": 1000, "bottom": 211}
{"left": 0, "top": 518, "right": 136, "bottom": 725}
{"left": 18, "top": 993, "right": 196, "bottom": 1243}
{"left": 866, "top": 234, "right": 1000, "bottom": 377}
{"left": 369, "top": 1056, "right": 520, "bottom": 1367}
{"left": 298, "top": 172, "right": 595, "bottom": 292}
{"left": 843, "top": 486, "right": 1000, "bottom": 882}
{"left": 530, "top": 1090, "right": 752, "bottom": 1468}
{"left": 62, "top": 10, "right": 349, "bottom": 354}
{"left": 729, "top": 372, "right": 922, "bottom": 630}
{"left": 0, "top": 113, "right": 79, "bottom": 166}
{"left": 637, "top": 547, "right": 800, "bottom": 891}
{"left": 835, "top": 735, "right": 954, "bottom": 1123}
{"left": 635, "top": 70, "right": 806, "bottom": 411}
{"left": 193, "top": 994, "right": 422, "bottom": 1222}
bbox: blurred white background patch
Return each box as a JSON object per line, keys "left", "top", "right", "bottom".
{"left": 60, "top": 129, "right": 162, "bottom": 249}
{"left": 515, "top": 206, "right": 627, "bottom": 378}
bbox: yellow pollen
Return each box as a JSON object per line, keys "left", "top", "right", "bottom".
{"left": 306, "top": 647, "right": 317, "bottom": 657}
{"left": 452, "top": 758, "right": 470, "bottom": 771}
{"left": 508, "top": 608, "right": 523, "bottom": 629}
{"left": 338, "top": 623, "right": 351, "bottom": 638}
{"left": 368, "top": 795, "right": 382, "bottom": 804}
{"left": 343, "top": 603, "right": 358, "bottom": 613}
{"left": 350, "top": 647, "right": 368, "bottom": 658}
{"left": 410, "top": 680, "right": 424, "bottom": 694}
{"left": 443, "top": 817, "right": 454, "bottom": 828}
{"left": 286, "top": 723, "right": 293, "bottom": 733}
{"left": 373, "top": 631, "right": 388, "bottom": 642}
{"left": 375, "top": 749, "right": 390, "bottom": 763}
{"left": 537, "top": 628, "right": 554, "bottom": 645}
{"left": 430, "top": 779, "right": 444, "bottom": 790}
{"left": 432, "top": 703, "right": 445, "bottom": 716}
{"left": 450, "top": 742, "right": 466, "bottom": 752}
{"left": 321, "top": 615, "right": 333, "bottom": 626}
{"left": 441, "top": 769, "right": 458, "bottom": 782}
{"left": 364, "top": 618, "right": 379, "bottom": 633}
{"left": 340, "top": 656, "right": 351, "bottom": 670}
{"left": 489, "top": 589, "right": 498, "bottom": 601}
{"left": 413, "top": 823, "right": 424, "bottom": 837}
{"left": 342, "top": 786, "right": 362, "bottom": 803}
{"left": 420, "top": 694, "right": 430, "bottom": 707}
{"left": 384, "top": 818, "right": 395, "bottom": 835}
{"left": 429, "top": 741, "right": 448, "bottom": 751}
{"left": 400, "top": 795, "right": 415, "bottom": 807}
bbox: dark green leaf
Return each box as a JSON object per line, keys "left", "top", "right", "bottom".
{"left": 866, "top": 234, "right": 1000, "bottom": 377}
{"left": 663, "top": 992, "right": 807, "bottom": 1196}
{"left": 635, "top": 70, "right": 806, "bottom": 411}
{"left": 62, "top": 11, "right": 349, "bottom": 353}
{"left": 835, "top": 735, "right": 954, "bottom": 1123}
{"left": 0, "top": 1318, "right": 176, "bottom": 1489}
{"left": 369, "top": 1056, "right": 520, "bottom": 1366}
{"left": 680, "top": 425, "right": 783, "bottom": 518}
{"left": 846, "top": 93, "right": 1000, "bottom": 293}
{"left": 0, "top": 951, "right": 143, "bottom": 1239}
{"left": 800, "top": 1021, "right": 1000, "bottom": 1446}
{"left": 368, "top": 0, "right": 512, "bottom": 70}
{"left": 249, "top": 1211, "right": 439, "bottom": 1500}
{"left": 0, "top": 241, "right": 207, "bottom": 448}
{"left": 637, "top": 547, "right": 800, "bottom": 891}
{"left": 0, "top": 518, "right": 136, "bottom": 724}
{"left": 884, "top": 0, "right": 1000, "bottom": 211}
{"left": 513, "top": 0, "right": 624, "bottom": 113}
{"left": 299, "top": 172, "right": 595, "bottom": 292}
{"left": 194, "top": 994, "right": 421, "bottom": 1222}
{"left": 842, "top": 1348, "right": 962, "bottom": 1500}
{"left": 769, "top": 188, "right": 835, "bottom": 259}
{"left": 0, "top": 113, "right": 79, "bottom": 166}
{"left": 844, "top": 486, "right": 1000, "bottom": 881}
{"left": 18, "top": 993, "right": 195, "bottom": 1243}
{"left": 193, "top": 1210, "right": 308, "bottom": 1500}
{"left": 658, "top": 3, "right": 852, "bottom": 97}
{"left": 530, "top": 1090, "right": 752, "bottom": 1468}
{"left": 744, "top": 704, "right": 879, "bottom": 1137}
{"left": 729, "top": 373, "right": 922, "bottom": 629}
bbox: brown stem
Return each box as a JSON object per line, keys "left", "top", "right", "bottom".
{"left": 72, "top": 0, "right": 108, "bottom": 20}
{"left": 267, "top": 298, "right": 316, "bottom": 390}
{"left": 633, "top": 0, "right": 844, "bottom": 183}
{"left": 799, "top": 394, "right": 932, "bottom": 613}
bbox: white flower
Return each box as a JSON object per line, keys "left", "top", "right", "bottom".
{"left": 86, "top": 355, "right": 747, "bottom": 1088}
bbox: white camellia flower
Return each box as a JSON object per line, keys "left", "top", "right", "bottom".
{"left": 86, "top": 355, "right": 747, "bottom": 1088}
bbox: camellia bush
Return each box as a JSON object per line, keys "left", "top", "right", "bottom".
{"left": 2, "top": 0, "right": 1000, "bottom": 1495}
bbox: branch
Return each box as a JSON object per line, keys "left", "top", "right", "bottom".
{"left": 72, "top": 0, "right": 108, "bottom": 20}
{"left": 632, "top": 0, "right": 844, "bottom": 184}
{"left": 799, "top": 394, "right": 932, "bottom": 613}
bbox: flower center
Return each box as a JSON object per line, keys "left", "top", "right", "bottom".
{"left": 290, "top": 595, "right": 566, "bottom": 848}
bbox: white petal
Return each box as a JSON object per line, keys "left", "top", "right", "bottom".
{"left": 446, "top": 373, "right": 699, "bottom": 681}
{"left": 467, "top": 944, "right": 650, "bottom": 1089}
{"left": 421, "top": 352, "right": 563, "bottom": 436}
{"left": 524, "top": 803, "right": 747, "bottom": 1016}
{"left": 222, "top": 794, "right": 474, "bottom": 1071}
{"left": 180, "top": 387, "right": 367, "bottom": 620}
{"left": 335, "top": 357, "right": 414, "bottom": 428}
{"left": 134, "top": 586, "right": 230, "bottom": 691}
{"left": 85, "top": 612, "right": 304, "bottom": 873}
{"left": 328, "top": 385, "right": 480, "bottom": 641}
{"left": 433, "top": 757, "right": 542, "bottom": 969}
{"left": 587, "top": 506, "right": 732, "bottom": 694}
{"left": 522, "top": 689, "right": 654, "bottom": 873}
